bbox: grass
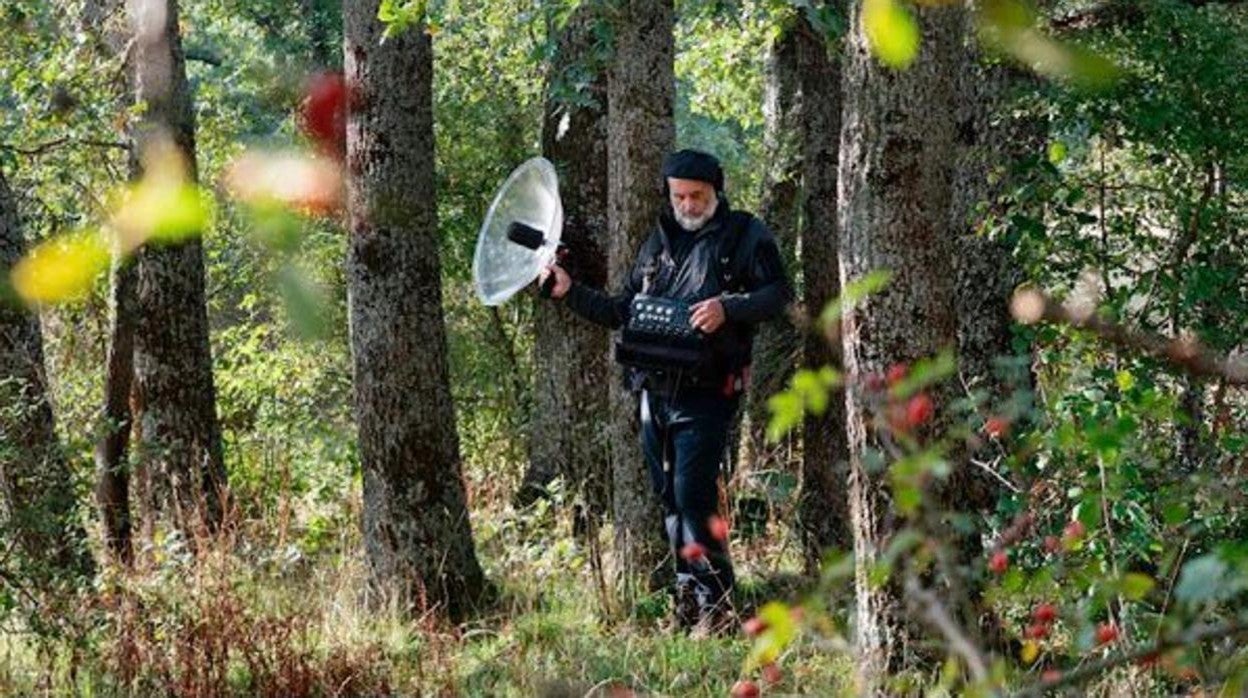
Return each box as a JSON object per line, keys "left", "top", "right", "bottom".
{"left": 0, "top": 486, "right": 855, "bottom": 697}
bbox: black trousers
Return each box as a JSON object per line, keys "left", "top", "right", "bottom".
{"left": 640, "top": 387, "right": 738, "bottom": 611}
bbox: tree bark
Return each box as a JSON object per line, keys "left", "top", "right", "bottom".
{"left": 128, "top": 0, "right": 228, "bottom": 539}
{"left": 0, "top": 168, "right": 94, "bottom": 579}
{"left": 607, "top": 0, "right": 675, "bottom": 595}
{"left": 794, "top": 13, "right": 851, "bottom": 575}
{"left": 838, "top": 1, "right": 965, "bottom": 684}
{"left": 344, "top": 0, "right": 486, "bottom": 621}
{"left": 95, "top": 254, "right": 137, "bottom": 565}
{"left": 86, "top": 0, "right": 137, "bottom": 566}
{"left": 518, "top": 4, "right": 612, "bottom": 525}
{"left": 740, "top": 16, "right": 802, "bottom": 488}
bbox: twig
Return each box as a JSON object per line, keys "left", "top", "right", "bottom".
{"left": 1014, "top": 618, "right": 1248, "bottom": 697}
{"left": 903, "top": 575, "right": 995, "bottom": 690}
{"left": 0, "top": 137, "right": 129, "bottom": 156}
{"left": 971, "top": 456, "right": 1022, "bottom": 494}
{"left": 1011, "top": 288, "right": 1248, "bottom": 385}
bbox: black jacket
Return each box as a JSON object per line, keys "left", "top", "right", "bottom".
{"left": 564, "top": 201, "right": 792, "bottom": 389}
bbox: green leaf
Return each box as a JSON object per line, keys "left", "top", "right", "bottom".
{"left": 864, "top": 0, "right": 920, "bottom": 69}
{"left": 1115, "top": 370, "right": 1136, "bottom": 392}
{"left": 1118, "top": 573, "right": 1155, "bottom": 601}
{"left": 1175, "top": 554, "right": 1231, "bottom": 604}
{"left": 1047, "top": 140, "right": 1068, "bottom": 164}
{"left": 819, "top": 269, "right": 893, "bottom": 330}
{"left": 745, "top": 601, "right": 797, "bottom": 671}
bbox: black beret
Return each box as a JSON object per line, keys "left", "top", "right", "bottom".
{"left": 661, "top": 149, "right": 724, "bottom": 191}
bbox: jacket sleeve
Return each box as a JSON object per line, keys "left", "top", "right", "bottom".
{"left": 562, "top": 236, "right": 652, "bottom": 330}
{"left": 719, "top": 220, "right": 793, "bottom": 325}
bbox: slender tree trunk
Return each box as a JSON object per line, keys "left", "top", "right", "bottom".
{"left": 128, "top": 0, "right": 228, "bottom": 539}
{"left": 0, "top": 168, "right": 93, "bottom": 578}
{"left": 86, "top": 0, "right": 137, "bottom": 566}
{"left": 740, "top": 18, "right": 803, "bottom": 486}
{"left": 838, "top": 1, "right": 965, "bottom": 684}
{"left": 518, "top": 5, "right": 612, "bottom": 525}
{"left": 607, "top": 0, "right": 675, "bottom": 596}
{"left": 795, "top": 13, "right": 851, "bottom": 575}
{"left": 95, "top": 254, "right": 137, "bottom": 565}
{"left": 344, "top": 0, "right": 486, "bottom": 621}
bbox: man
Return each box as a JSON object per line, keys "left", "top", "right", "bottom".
{"left": 540, "top": 149, "right": 791, "bottom": 634}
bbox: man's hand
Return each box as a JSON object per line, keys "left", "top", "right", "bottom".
{"left": 538, "top": 264, "right": 571, "bottom": 299}
{"left": 690, "top": 297, "right": 726, "bottom": 334}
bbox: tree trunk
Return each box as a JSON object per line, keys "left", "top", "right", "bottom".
{"left": 838, "top": 1, "right": 965, "bottom": 684}
{"left": 86, "top": 0, "right": 137, "bottom": 566}
{"left": 343, "top": 0, "right": 486, "bottom": 621}
{"left": 0, "top": 168, "right": 93, "bottom": 579}
{"left": 95, "top": 254, "right": 137, "bottom": 565}
{"left": 517, "top": 4, "right": 612, "bottom": 525}
{"left": 795, "top": 13, "right": 851, "bottom": 575}
{"left": 950, "top": 34, "right": 1040, "bottom": 405}
{"left": 128, "top": 0, "right": 228, "bottom": 539}
{"left": 739, "top": 17, "right": 802, "bottom": 487}
{"left": 607, "top": 0, "right": 675, "bottom": 596}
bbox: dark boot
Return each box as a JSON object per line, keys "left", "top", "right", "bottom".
{"left": 673, "top": 574, "right": 700, "bottom": 631}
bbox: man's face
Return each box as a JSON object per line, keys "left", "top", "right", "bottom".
{"left": 667, "top": 177, "right": 718, "bottom": 231}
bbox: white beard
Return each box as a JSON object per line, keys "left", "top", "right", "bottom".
{"left": 674, "top": 197, "right": 718, "bottom": 231}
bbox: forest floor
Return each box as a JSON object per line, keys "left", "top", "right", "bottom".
{"left": 0, "top": 489, "right": 859, "bottom": 697}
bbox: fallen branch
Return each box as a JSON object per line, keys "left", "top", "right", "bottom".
{"left": 1011, "top": 288, "right": 1248, "bottom": 385}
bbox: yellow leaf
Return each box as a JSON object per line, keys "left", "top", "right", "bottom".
{"left": 10, "top": 230, "right": 111, "bottom": 304}
{"left": 864, "top": 0, "right": 920, "bottom": 69}
{"left": 112, "top": 180, "right": 209, "bottom": 246}
{"left": 111, "top": 139, "right": 210, "bottom": 249}
{"left": 1020, "top": 640, "right": 1039, "bottom": 664}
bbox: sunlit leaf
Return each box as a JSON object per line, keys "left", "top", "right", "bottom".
{"left": 976, "top": 0, "right": 1119, "bottom": 90}
{"left": 1047, "top": 140, "right": 1068, "bottom": 164}
{"left": 225, "top": 150, "right": 344, "bottom": 217}
{"left": 112, "top": 145, "right": 210, "bottom": 247}
{"left": 10, "top": 229, "right": 111, "bottom": 304}
{"left": 864, "top": 0, "right": 920, "bottom": 69}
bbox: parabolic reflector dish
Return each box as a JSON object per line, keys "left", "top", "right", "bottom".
{"left": 472, "top": 157, "right": 563, "bottom": 306}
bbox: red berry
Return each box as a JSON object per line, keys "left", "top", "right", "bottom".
{"left": 300, "top": 72, "right": 347, "bottom": 158}
{"left": 984, "top": 416, "right": 1010, "bottom": 438}
{"left": 741, "top": 616, "right": 767, "bottom": 637}
{"left": 1024, "top": 623, "right": 1050, "bottom": 640}
{"left": 708, "top": 515, "right": 729, "bottom": 542}
{"left": 886, "top": 363, "right": 909, "bottom": 386}
{"left": 988, "top": 550, "right": 1009, "bottom": 575}
{"left": 730, "top": 679, "right": 760, "bottom": 698}
{"left": 761, "top": 662, "right": 783, "bottom": 686}
{"left": 680, "top": 542, "right": 707, "bottom": 562}
{"left": 905, "top": 393, "right": 935, "bottom": 427}
{"left": 1063, "top": 520, "right": 1086, "bottom": 542}
{"left": 1032, "top": 603, "right": 1058, "bottom": 624}
{"left": 1043, "top": 535, "right": 1062, "bottom": 554}
{"left": 1095, "top": 623, "right": 1119, "bottom": 645}
{"left": 1041, "top": 669, "right": 1061, "bottom": 683}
